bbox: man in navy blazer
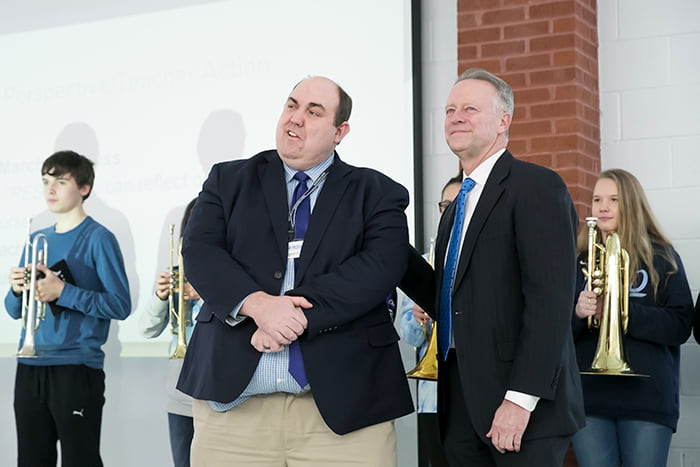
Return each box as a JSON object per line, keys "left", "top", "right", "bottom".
{"left": 401, "top": 69, "right": 584, "bottom": 466}
{"left": 177, "top": 76, "right": 413, "bottom": 466}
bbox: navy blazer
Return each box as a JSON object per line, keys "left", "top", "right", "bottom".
{"left": 177, "top": 150, "right": 414, "bottom": 435}
{"left": 402, "top": 151, "right": 585, "bottom": 442}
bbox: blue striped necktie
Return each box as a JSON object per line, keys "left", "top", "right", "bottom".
{"left": 288, "top": 171, "right": 310, "bottom": 387}
{"left": 438, "top": 177, "right": 475, "bottom": 360}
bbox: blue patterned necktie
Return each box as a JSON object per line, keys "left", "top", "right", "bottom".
{"left": 288, "top": 171, "right": 310, "bottom": 387}
{"left": 438, "top": 177, "right": 475, "bottom": 360}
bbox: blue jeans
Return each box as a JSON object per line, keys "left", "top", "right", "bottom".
{"left": 572, "top": 415, "right": 672, "bottom": 467}
{"left": 168, "top": 412, "right": 194, "bottom": 467}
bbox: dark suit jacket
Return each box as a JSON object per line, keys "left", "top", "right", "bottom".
{"left": 177, "top": 150, "right": 414, "bottom": 435}
{"left": 402, "top": 151, "right": 585, "bottom": 442}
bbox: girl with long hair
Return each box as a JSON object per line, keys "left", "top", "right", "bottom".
{"left": 571, "top": 169, "right": 694, "bottom": 467}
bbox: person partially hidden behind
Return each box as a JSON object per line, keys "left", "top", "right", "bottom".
{"left": 571, "top": 169, "right": 693, "bottom": 467}
{"left": 177, "top": 76, "right": 413, "bottom": 466}
{"left": 139, "top": 198, "right": 201, "bottom": 467}
{"left": 398, "top": 174, "right": 461, "bottom": 467}
{"left": 5, "top": 150, "right": 131, "bottom": 467}
{"left": 401, "top": 68, "right": 584, "bottom": 466}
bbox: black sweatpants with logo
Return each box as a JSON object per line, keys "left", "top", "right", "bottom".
{"left": 14, "top": 363, "right": 105, "bottom": 467}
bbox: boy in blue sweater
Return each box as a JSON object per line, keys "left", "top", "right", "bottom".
{"left": 5, "top": 150, "right": 131, "bottom": 467}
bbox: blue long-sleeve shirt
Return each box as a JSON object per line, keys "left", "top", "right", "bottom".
{"left": 5, "top": 216, "right": 131, "bottom": 369}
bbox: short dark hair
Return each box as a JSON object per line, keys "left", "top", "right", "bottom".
{"left": 335, "top": 83, "right": 352, "bottom": 126}
{"left": 180, "top": 198, "right": 198, "bottom": 236}
{"left": 41, "top": 151, "right": 95, "bottom": 200}
{"left": 442, "top": 172, "right": 463, "bottom": 197}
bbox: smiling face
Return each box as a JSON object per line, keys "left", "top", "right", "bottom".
{"left": 42, "top": 172, "right": 90, "bottom": 215}
{"left": 592, "top": 177, "right": 619, "bottom": 238}
{"left": 444, "top": 79, "right": 511, "bottom": 165}
{"left": 275, "top": 77, "right": 350, "bottom": 171}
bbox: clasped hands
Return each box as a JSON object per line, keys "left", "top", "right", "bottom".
{"left": 241, "top": 291, "right": 312, "bottom": 353}
{"left": 8, "top": 264, "right": 64, "bottom": 302}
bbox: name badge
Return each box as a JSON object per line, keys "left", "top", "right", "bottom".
{"left": 288, "top": 240, "right": 303, "bottom": 259}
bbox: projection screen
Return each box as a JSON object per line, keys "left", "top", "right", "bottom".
{"left": 0, "top": 0, "right": 415, "bottom": 354}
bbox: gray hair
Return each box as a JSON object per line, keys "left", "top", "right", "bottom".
{"left": 456, "top": 68, "right": 514, "bottom": 116}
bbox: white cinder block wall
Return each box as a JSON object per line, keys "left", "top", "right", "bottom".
{"left": 422, "top": 1, "right": 700, "bottom": 465}
{"left": 598, "top": 1, "right": 700, "bottom": 465}
{"left": 420, "top": 0, "right": 458, "bottom": 251}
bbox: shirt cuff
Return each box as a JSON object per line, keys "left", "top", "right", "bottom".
{"left": 505, "top": 390, "right": 539, "bottom": 412}
{"left": 225, "top": 294, "right": 251, "bottom": 327}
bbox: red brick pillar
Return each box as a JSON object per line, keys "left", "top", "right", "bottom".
{"left": 457, "top": 2, "right": 600, "bottom": 464}
{"left": 457, "top": 0, "right": 600, "bottom": 219}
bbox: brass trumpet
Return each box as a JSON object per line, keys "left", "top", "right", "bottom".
{"left": 168, "top": 224, "right": 191, "bottom": 359}
{"left": 18, "top": 218, "right": 48, "bottom": 358}
{"left": 407, "top": 239, "right": 438, "bottom": 381}
{"left": 581, "top": 217, "right": 645, "bottom": 376}
{"left": 406, "top": 321, "right": 439, "bottom": 381}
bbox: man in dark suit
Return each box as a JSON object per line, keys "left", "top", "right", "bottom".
{"left": 177, "top": 76, "right": 413, "bottom": 466}
{"left": 401, "top": 68, "right": 585, "bottom": 466}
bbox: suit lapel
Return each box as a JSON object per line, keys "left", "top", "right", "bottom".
{"left": 453, "top": 152, "right": 513, "bottom": 288}
{"left": 295, "top": 153, "right": 352, "bottom": 284}
{"left": 258, "top": 152, "right": 290, "bottom": 262}
{"left": 434, "top": 200, "right": 455, "bottom": 286}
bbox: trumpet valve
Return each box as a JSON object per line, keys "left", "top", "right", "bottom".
{"left": 170, "top": 271, "right": 181, "bottom": 293}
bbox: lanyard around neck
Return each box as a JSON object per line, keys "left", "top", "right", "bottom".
{"left": 288, "top": 170, "right": 329, "bottom": 240}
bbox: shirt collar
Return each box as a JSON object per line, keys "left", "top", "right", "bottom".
{"left": 283, "top": 153, "right": 335, "bottom": 184}
{"left": 463, "top": 147, "right": 506, "bottom": 187}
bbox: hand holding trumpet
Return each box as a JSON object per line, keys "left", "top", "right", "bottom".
{"left": 8, "top": 266, "right": 28, "bottom": 295}
{"left": 8, "top": 264, "right": 63, "bottom": 302}
{"left": 575, "top": 290, "right": 602, "bottom": 321}
{"left": 411, "top": 304, "right": 431, "bottom": 326}
{"left": 154, "top": 271, "right": 201, "bottom": 301}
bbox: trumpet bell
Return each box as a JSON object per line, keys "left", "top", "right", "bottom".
{"left": 406, "top": 322, "right": 438, "bottom": 381}
{"left": 16, "top": 343, "right": 38, "bottom": 358}
{"left": 581, "top": 364, "right": 644, "bottom": 377}
{"left": 170, "top": 343, "right": 187, "bottom": 360}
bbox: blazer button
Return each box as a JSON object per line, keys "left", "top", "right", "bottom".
{"left": 273, "top": 271, "right": 283, "bottom": 280}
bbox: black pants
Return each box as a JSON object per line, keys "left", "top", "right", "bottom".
{"left": 168, "top": 412, "right": 194, "bottom": 467}
{"left": 441, "top": 350, "right": 571, "bottom": 467}
{"left": 14, "top": 363, "right": 105, "bottom": 467}
{"left": 418, "top": 413, "right": 449, "bottom": 467}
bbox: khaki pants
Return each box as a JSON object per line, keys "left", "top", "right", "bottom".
{"left": 191, "top": 392, "right": 396, "bottom": 467}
